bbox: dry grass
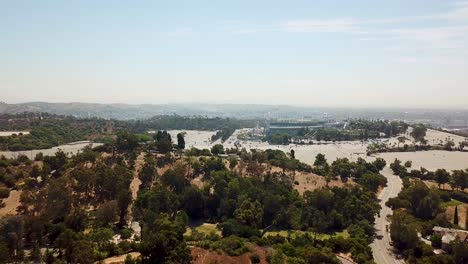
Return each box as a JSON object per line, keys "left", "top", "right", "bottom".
{"left": 293, "top": 171, "right": 355, "bottom": 195}
{"left": 445, "top": 203, "right": 467, "bottom": 229}
{"left": 100, "top": 252, "right": 141, "bottom": 264}
{"left": 0, "top": 190, "right": 21, "bottom": 217}
{"left": 191, "top": 246, "right": 268, "bottom": 264}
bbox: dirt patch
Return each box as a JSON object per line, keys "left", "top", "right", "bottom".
{"left": 130, "top": 152, "right": 145, "bottom": 201}
{"left": 293, "top": 171, "right": 355, "bottom": 195}
{"left": 191, "top": 246, "right": 268, "bottom": 264}
{"left": 191, "top": 175, "right": 207, "bottom": 189}
{"left": 99, "top": 252, "right": 141, "bottom": 264}
{"left": 0, "top": 190, "right": 21, "bottom": 217}
{"left": 445, "top": 204, "right": 467, "bottom": 229}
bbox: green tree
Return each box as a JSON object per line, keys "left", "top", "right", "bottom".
{"left": 313, "top": 154, "right": 328, "bottom": 167}
{"left": 390, "top": 210, "right": 418, "bottom": 251}
{"left": 373, "top": 157, "right": 387, "bottom": 171}
{"left": 154, "top": 131, "right": 173, "bottom": 153}
{"left": 234, "top": 199, "right": 264, "bottom": 229}
{"left": 410, "top": 124, "right": 427, "bottom": 144}
{"left": 177, "top": 132, "right": 186, "bottom": 150}
{"left": 435, "top": 169, "right": 450, "bottom": 189}
{"left": 211, "top": 144, "right": 225, "bottom": 155}
{"left": 454, "top": 205, "right": 459, "bottom": 226}
{"left": 140, "top": 214, "right": 191, "bottom": 264}
{"left": 96, "top": 200, "right": 119, "bottom": 227}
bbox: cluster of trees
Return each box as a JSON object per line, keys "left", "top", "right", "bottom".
{"left": 410, "top": 124, "right": 427, "bottom": 144}
{"left": 0, "top": 147, "right": 139, "bottom": 263}
{"left": 348, "top": 119, "right": 409, "bottom": 137}
{"left": 311, "top": 154, "right": 388, "bottom": 191}
{"left": 134, "top": 157, "right": 380, "bottom": 263}
{"left": 266, "top": 133, "right": 291, "bottom": 145}
{"left": 130, "top": 115, "right": 261, "bottom": 134}
{"left": 0, "top": 124, "right": 86, "bottom": 151}
{"left": 390, "top": 159, "right": 468, "bottom": 191}
{"left": 312, "top": 120, "right": 408, "bottom": 142}
{"left": 210, "top": 128, "right": 235, "bottom": 143}
{"left": 0, "top": 113, "right": 260, "bottom": 152}
{"left": 0, "top": 113, "right": 128, "bottom": 151}
{"left": 388, "top": 180, "right": 468, "bottom": 263}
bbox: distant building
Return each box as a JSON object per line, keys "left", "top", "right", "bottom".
{"left": 432, "top": 226, "right": 468, "bottom": 250}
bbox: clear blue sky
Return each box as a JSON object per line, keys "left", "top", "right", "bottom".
{"left": 1, "top": 0, "right": 468, "bottom": 108}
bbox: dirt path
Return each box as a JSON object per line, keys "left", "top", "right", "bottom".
{"left": 130, "top": 152, "right": 145, "bottom": 201}
{"left": 0, "top": 190, "right": 22, "bottom": 217}
{"left": 128, "top": 152, "right": 145, "bottom": 226}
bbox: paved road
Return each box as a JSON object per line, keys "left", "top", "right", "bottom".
{"left": 370, "top": 167, "right": 405, "bottom": 264}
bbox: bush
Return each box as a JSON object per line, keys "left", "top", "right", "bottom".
{"left": 220, "top": 219, "right": 261, "bottom": 238}
{"left": 450, "top": 191, "right": 468, "bottom": 204}
{"left": 0, "top": 187, "right": 9, "bottom": 199}
{"left": 215, "top": 236, "right": 248, "bottom": 256}
{"left": 120, "top": 228, "right": 132, "bottom": 240}
{"left": 250, "top": 253, "right": 260, "bottom": 263}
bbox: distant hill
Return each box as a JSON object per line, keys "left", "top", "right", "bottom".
{"left": 0, "top": 102, "right": 467, "bottom": 128}
{"left": 0, "top": 102, "right": 319, "bottom": 120}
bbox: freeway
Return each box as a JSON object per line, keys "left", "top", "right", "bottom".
{"left": 370, "top": 167, "right": 405, "bottom": 264}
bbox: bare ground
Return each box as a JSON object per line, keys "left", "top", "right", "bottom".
{"left": 99, "top": 252, "right": 141, "bottom": 264}
{"left": 191, "top": 246, "right": 268, "bottom": 264}
{"left": 293, "top": 171, "right": 355, "bottom": 195}
{"left": 0, "top": 190, "right": 21, "bottom": 217}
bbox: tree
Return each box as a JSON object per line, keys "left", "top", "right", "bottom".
{"left": 359, "top": 173, "right": 387, "bottom": 192}
{"left": 228, "top": 157, "right": 238, "bottom": 171}
{"left": 410, "top": 124, "right": 427, "bottom": 144}
{"left": 154, "top": 131, "right": 173, "bottom": 153}
{"left": 234, "top": 199, "right": 264, "bottom": 229}
{"left": 451, "top": 170, "right": 468, "bottom": 191}
{"left": 390, "top": 211, "right": 419, "bottom": 251}
{"left": 140, "top": 214, "right": 191, "bottom": 264}
{"left": 404, "top": 160, "right": 412, "bottom": 168}
{"left": 177, "top": 132, "right": 186, "bottom": 150}
{"left": 313, "top": 154, "right": 328, "bottom": 167}
{"left": 445, "top": 140, "right": 455, "bottom": 151}
{"left": 70, "top": 240, "right": 95, "bottom": 264}
{"left": 116, "top": 130, "right": 139, "bottom": 152}
{"left": 459, "top": 141, "right": 467, "bottom": 151}
{"left": 454, "top": 205, "right": 459, "bottom": 226}
{"left": 290, "top": 149, "right": 295, "bottom": 159}
{"left": 210, "top": 144, "right": 225, "bottom": 155}
{"left": 435, "top": 169, "right": 450, "bottom": 189}
{"left": 117, "top": 190, "right": 132, "bottom": 226}
{"left": 96, "top": 200, "right": 119, "bottom": 227}
{"left": 373, "top": 157, "right": 386, "bottom": 171}
{"left": 451, "top": 239, "right": 468, "bottom": 264}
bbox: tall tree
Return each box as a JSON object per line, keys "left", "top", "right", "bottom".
{"left": 140, "top": 214, "right": 191, "bottom": 264}
{"left": 435, "top": 169, "right": 450, "bottom": 189}
{"left": 454, "top": 205, "right": 459, "bottom": 226}
{"left": 177, "top": 132, "right": 186, "bottom": 150}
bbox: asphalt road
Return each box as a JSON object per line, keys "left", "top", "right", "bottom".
{"left": 370, "top": 167, "right": 405, "bottom": 264}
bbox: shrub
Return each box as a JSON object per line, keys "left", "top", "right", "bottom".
{"left": 0, "top": 187, "right": 9, "bottom": 199}
{"left": 250, "top": 253, "right": 260, "bottom": 263}
{"left": 120, "top": 228, "right": 132, "bottom": 240}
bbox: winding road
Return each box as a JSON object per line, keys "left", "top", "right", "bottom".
{"left": 370, "top": 167, "right": 404, "bottom": 264}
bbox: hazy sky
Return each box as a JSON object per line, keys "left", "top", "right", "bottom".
{"left": 1, "top": 0, "right": 468, "bottom": 108}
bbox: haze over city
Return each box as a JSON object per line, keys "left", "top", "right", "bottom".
{"left": 2, "top": 0, "right": 468, "bottom": 108}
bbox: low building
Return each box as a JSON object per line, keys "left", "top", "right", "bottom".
{"left": 432, "top": 226, "right": 468, "bottom": 250}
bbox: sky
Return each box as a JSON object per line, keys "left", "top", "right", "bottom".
{"left": 1, "top": 0, "right": 468, "bottom": 108}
